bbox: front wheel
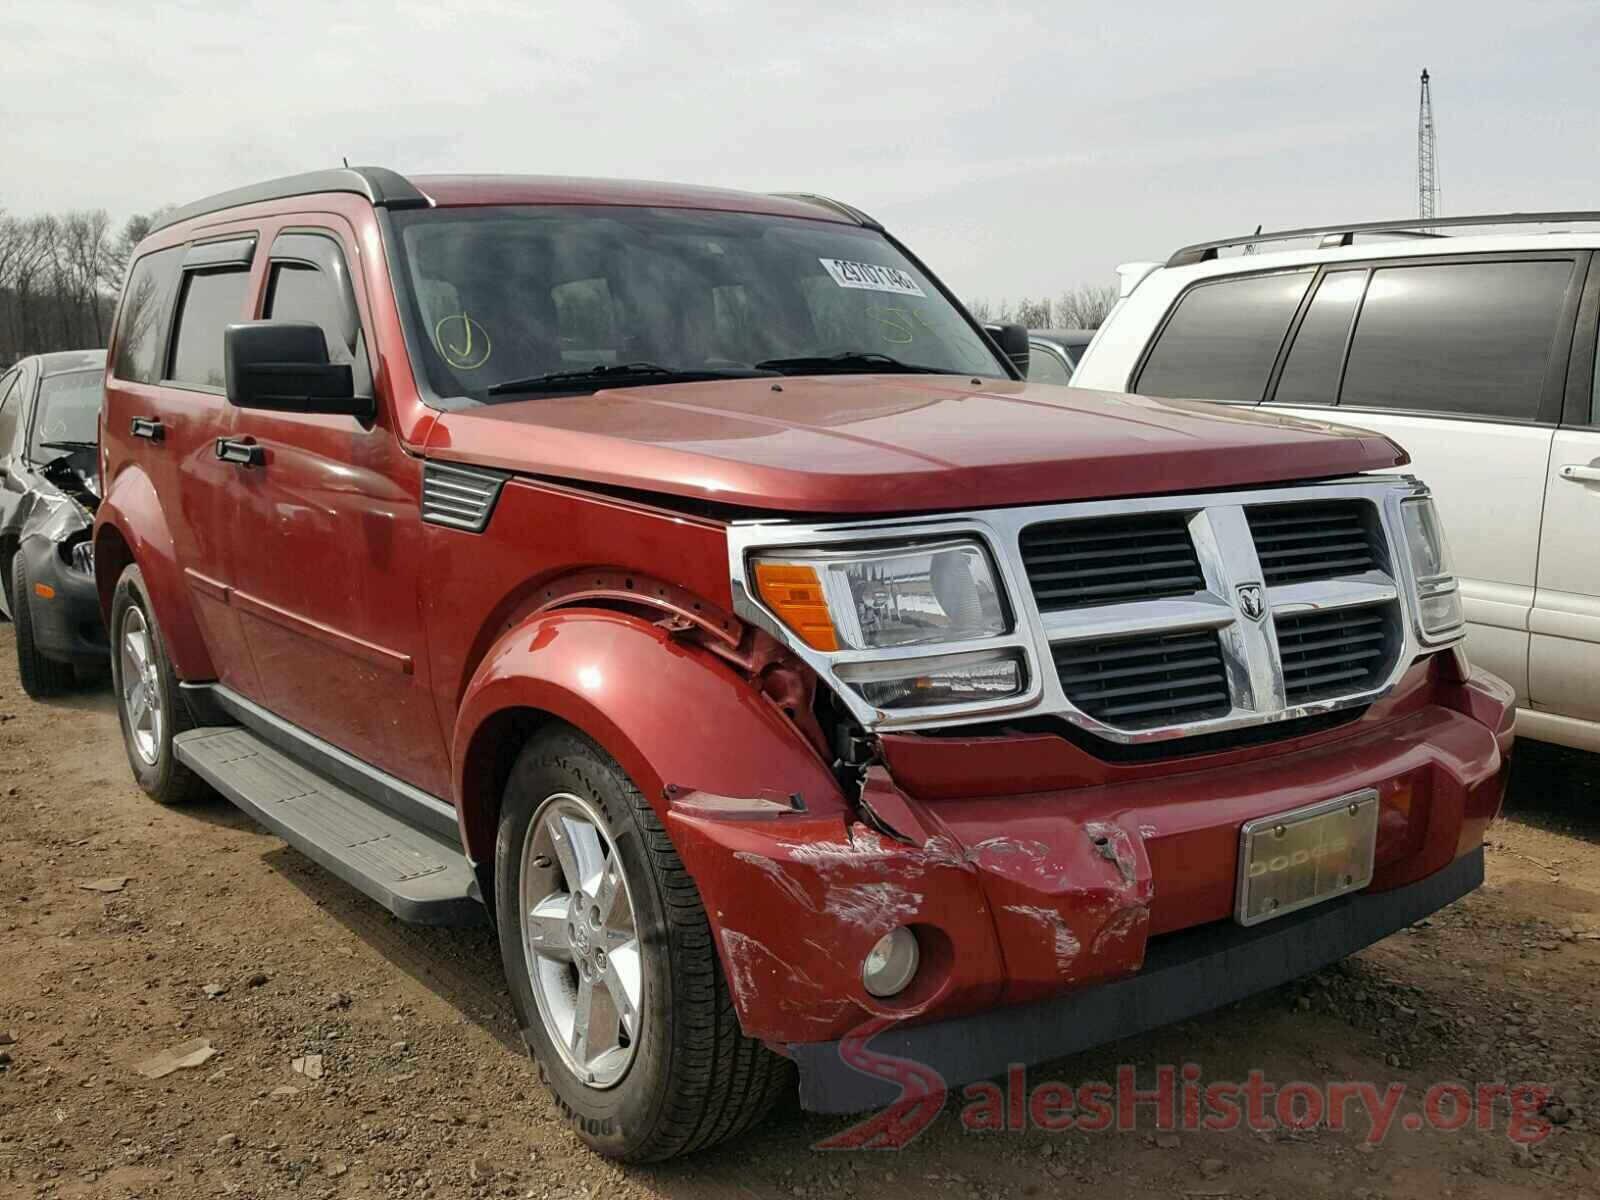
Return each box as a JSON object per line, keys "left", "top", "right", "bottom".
{"left": 495, "top": 727, "right": 791, "bottom": 1161}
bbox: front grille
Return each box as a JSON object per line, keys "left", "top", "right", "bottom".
{"left": 1246, "top": 500, "right": 1386, "bottom": 586}
{"left": 1020, "top": 513, "right": 1203, "bottom": 612}
{"left": 1053, "top": 630, "right": 1231, "bottom": 728}
{"left": 1275, "top": 605, "right": 1394, "bottom": 704}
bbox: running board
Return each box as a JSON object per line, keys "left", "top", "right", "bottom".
{"left": 174, "top": 726, "right": 483, "bottom": 926}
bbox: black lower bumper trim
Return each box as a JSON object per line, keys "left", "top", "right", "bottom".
{"left": 792, "top": 848, "right": 1484, "bottom": 1114}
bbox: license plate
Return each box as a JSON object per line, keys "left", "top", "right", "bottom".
{"left": 1235, "top": 789, "right": 1379, "bottom": 926}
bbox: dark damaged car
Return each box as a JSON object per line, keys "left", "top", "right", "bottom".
{"left": 0, "top": 350, "right": 107, "bottom": 696}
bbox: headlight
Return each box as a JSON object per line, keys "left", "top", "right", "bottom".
{"left": 65, "top": 540, "right": 94, "bottom": 575}
{"left": 1400, "top": 497, "right": 1463, "bottom": 641}
{"left": 749, "top": 540, "right": 1025, "bottom": 713}
{"left": 751, "top": 541, "right": 1008, "bottom": 651}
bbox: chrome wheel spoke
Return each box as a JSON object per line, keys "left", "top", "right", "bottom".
{"left": 562, "top": 815, "right": 607, "bottom": 897}
{"left": 570, "top": 972, "right": 595, "bottom": 1066}
{"left": 527, "top": 893, "right": 573, "bottom": 961}
{"left": 603, "top": 938, "right": 642, "bottom": 1040}
{"left": 594, "top": 857, "right": 625, "bottom": 926}
{"left": 547, "top": 820, "right": 584, "bottom": 896}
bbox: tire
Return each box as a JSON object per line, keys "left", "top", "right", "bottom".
{"left": 110, "top": 564, "right": 207, "bottom": 805}
{"left": 12, "top": 550, "right": 73, "bottom": 699}
{"left": 495, "top": 726, "right": 792, "bottom": 1161}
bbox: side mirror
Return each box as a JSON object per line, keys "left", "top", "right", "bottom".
{"left": 985, "top": 323, "right": 1031, "bottom": 377}
{"left": 224, "top": 321, "right": 366, "bottom": 416}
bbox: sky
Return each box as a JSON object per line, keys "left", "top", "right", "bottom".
{"left": 5, "top": 0, "right": 1600, "bottom": 303}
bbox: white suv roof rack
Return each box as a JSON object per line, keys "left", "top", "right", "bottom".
{"left": 1166, "top": 210, "right": 1600, "bottom": 268}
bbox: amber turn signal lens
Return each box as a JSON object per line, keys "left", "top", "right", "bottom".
{"left": 33, "top": 582, "right": 56, "bottom": 600}
{"left": 752, "top": 561, "right": 838, "bottom": 650}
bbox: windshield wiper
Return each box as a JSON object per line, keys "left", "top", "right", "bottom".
{"left": 753, "top": 351, "right": 952, "bottom": 376}
{"left": 485, "top": 361, "right": 772, "bottom": 397}
{"left": 39, "top": 439, "right": 97, "bottom": 451}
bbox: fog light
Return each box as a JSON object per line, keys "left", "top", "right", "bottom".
{"left": 861, "top": 926, "right": 920, "bottom": 998}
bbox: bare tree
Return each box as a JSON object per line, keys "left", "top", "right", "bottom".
{"left": 1012, "top": 297, "right": 1052, "bottom": 329}
{"left": 1054, "top": 283, "right": 1119, "bottom": 330}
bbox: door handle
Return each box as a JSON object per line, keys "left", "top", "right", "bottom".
{"left": 1558, "top": 464, "right": 1600, "bottom": 484}
{"left": 215, "top": 437, "right": 265, "bottom": 468}
{"left": 130, "top": 416, "right": 164, "bottom": 442}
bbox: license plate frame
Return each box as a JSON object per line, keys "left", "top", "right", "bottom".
{"left": 1235, "top": 789, "right": 1380, "bottom": 927}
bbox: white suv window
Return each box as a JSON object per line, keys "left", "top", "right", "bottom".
{"left": 1275, "top": 269, "right": 1367, "bottom": 407}
{"left": 1135, "top": 271, "right": 1311, "bottom": 403}
{"left": 1338, "top": 260, "right": 1573, "bottom": 421}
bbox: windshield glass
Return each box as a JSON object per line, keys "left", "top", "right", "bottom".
{"left": 30, "top": 370, "right": 102, "bottom": 460}
{"left": 387, "top": 205, "right": 1005, "bottom": 405}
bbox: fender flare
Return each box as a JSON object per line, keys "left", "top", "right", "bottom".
{"left": 450, "top": 608, "right": 846, "bottom": 866}
{"left": 93, "top": 466, "right": 216, "bottom": 681}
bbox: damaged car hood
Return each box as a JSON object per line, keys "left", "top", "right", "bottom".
{"left": 423, "top": 375, "right": 1408, "bottom": 514}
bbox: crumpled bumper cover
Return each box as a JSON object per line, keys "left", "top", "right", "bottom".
{"left": 665, "top": 666, "right": 1512, "bottom": 1100}
{"left": 18, "top": 533, "right": 106, "bottom": 666}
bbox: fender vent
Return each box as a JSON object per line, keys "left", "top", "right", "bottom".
{"left": 421, "top": 461, "right": 509, "bottom": 533}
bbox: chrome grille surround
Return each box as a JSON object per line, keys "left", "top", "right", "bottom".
{"left": 726, "top": 475, "right": 1457, "bottom": 742}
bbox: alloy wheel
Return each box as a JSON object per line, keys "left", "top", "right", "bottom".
{"left": 519, "top": 792, "right": 643, "bottom": 1088}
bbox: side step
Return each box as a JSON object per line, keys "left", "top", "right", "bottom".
{"left": 175, "top": 726, "right": 483, "bottom": 926}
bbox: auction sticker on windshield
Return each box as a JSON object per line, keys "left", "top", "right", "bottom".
{"left": 819, "top": 258, "right": 927, "bottom": 297}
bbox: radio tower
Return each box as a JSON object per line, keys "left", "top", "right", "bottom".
{"left": 1417, "top": 68, "right": 1440, "bottom": 228}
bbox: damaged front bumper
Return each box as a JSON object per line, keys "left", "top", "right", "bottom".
{"left": 18, "top": 530, "right": 106, "bottom": 667}
{"left": 665, "top": 661, "right": 1513, "bottom": 1112}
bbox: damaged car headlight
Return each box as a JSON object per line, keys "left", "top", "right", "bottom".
{"left": 1400, "top": 496, "right": 1463, "bottom": 642}
{"left": 750, "top": 540, "right": 1008, "bottom": 651}
{"left": 749, "top": 540, "right": 1024, "bottom": 712}
{"left": 65, "top": 539, "right": 94, "bottom": 575}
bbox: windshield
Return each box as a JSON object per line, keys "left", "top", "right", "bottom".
{"left": 30, "top": 369, "right": 102, "bottom": 461}
{"left": 387, "top": 205, "right": 1006, "bottom": 405}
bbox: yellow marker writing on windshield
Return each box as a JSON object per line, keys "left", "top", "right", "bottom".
{"left": 435, "top": 312, "right": 492, "bottom": 370}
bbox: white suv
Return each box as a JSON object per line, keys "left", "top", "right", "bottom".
{"left": 1072, "top": 214, "right": 1600, "bottom": 753}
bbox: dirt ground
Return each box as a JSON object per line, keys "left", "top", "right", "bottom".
{"left": 1, "top": 625, "right": 1598, "bottom": 1200}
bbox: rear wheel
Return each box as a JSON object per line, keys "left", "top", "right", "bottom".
{"left": 110, "top": 564, "right": 207, "bottom": 805}
{"left": 495, "top": 727, "right": 791, "bottom": 1161}
{"left": 12, "top": 550, "right": 73, "bottom": 698}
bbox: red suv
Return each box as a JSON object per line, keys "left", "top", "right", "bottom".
{"left": 95, "top": 168, "right": 1513, "bottom": 1160}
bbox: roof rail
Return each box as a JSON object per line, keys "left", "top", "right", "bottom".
{"left": 770, "top": 192, "right": 882, "bottom": 230}
{"left": 149, "top": 167, "right": 431, "bottom": 235}
{"left": 1166, "top": 210, "right": 1600, "bottom": 267}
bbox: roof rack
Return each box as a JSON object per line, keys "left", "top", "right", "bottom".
{"left": 1166, "top": 210, "right": 1600, "bottom": 267}
{"left": 149, "top": 167, "right": 431, "bottom": 235}
{"left": 770, "top": 192, "right": 882, "bottom": 230}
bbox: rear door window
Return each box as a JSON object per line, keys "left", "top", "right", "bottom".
{"left": 111, "top": 247, "right": 184, "bottom": 384}
{"left": 1135, "top": 271, "right": 1313, "bottom": 402}
{"left": 168, "top": 269, "right": 253, "bottom": 389}
{"left": 1339, "top": 259, "right": 1574, "bottom": 420}
{"left": 1273, "top": 269, "right": 1368, "bottom": 406}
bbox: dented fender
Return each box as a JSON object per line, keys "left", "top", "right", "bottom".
{"left": 450, "top": 608, "right": 846, "bottom": 864}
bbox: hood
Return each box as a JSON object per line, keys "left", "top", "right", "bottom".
{"left": 424, "top": 376, "right": 1407, "bottom": 515}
